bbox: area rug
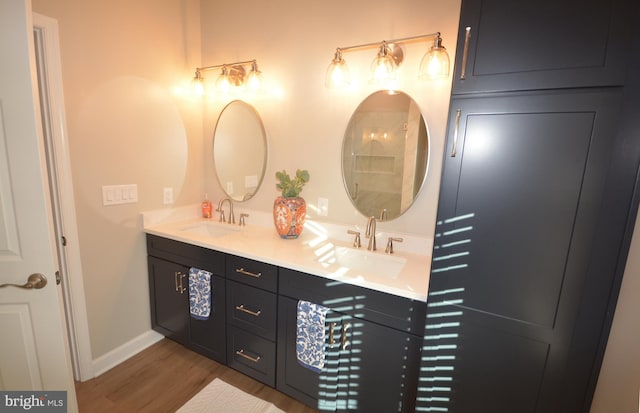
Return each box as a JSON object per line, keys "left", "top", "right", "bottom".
{"left": 175, "top": 378, "right": 285, "bottom": 413}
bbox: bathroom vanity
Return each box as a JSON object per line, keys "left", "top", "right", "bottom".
{"left": 144, "top": 211, "right": 431, "bottom": 412}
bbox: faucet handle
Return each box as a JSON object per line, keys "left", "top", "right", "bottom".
{"left": 385, "top": 237, "right": 403, "bottom": 254}
{"left": 347, "top": 230, "right": 361, "bottom": 248}
{"left": 239, "top": 213, "right": 249, "bottom": 226}
{"left": 216, "top": 207, "right": 226, "bottom": 223}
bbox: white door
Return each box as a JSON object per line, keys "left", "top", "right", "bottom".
{"left": 0, "top": 0, "right": 77, "bottom": 410}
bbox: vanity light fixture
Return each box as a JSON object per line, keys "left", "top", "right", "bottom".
{"left": 192, "top": 59, "right": 262, "bottom": 95}
{"left": 325, "top": 32, "right": 450, "bottom": 89}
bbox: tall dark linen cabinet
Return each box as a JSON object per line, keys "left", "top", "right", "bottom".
{"left": 417, "top": 0, "right": 640, "bottom": 412}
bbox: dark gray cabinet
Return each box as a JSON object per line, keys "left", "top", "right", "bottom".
{"left": 146, "top": 234, "right": 430, "bottom": 411}
{"left": 277, "top": 268, "right": 425, "bottom": 412}
{"left": 421, "top": 0, "right": 640, "bottom": 409}
{"left": 452, "top": 0, "right": 634, "bottom": 94}
{"left": 225, "top": 255, "right": 278, "bottom": 386}
{"left": 148, "top": 257, "right": 190, "bottom": 345}
{"left": 147, "top": 235, "right": 226, "bottom": 364}
{"left": 420, "top": 89, "right": 624, "bottom": 412}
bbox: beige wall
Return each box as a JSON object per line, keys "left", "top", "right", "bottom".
{"left": 591, "top": 216, "right": 640, "bottom": 412}
{"left": 200, "top": 0, "right": 461, "bottom": 235}
{"left": 31, "top": 0, "right": 204, "bottom": 359}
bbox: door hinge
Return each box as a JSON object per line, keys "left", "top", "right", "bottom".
{"left": 61, "top": 236, "right": 67, "bottom": 246}
{"left": 55, "top": 271, "right": 61, "bottom": 285}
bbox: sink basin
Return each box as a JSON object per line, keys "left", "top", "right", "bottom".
{"left": 318, "top": 246, "right": 406, "bottom": 279}
{"left": 178, "top": 221, "right": 241, "bottom": 238}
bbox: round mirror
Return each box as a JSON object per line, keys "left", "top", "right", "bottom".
{"left": 342, "top": 91, "right": 429, "bottom": 220}
{"left": 213, "top": 100, "right": 267, "bottom": 201}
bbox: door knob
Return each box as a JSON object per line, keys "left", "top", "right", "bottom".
{"left": 0, "top": 273, "right": 48, "bottom": 290}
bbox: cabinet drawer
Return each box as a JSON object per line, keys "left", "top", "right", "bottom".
{"left": 227, "top": 325, "right": 275, "bottom": 387}
{"left": 146, "top": 234, "right": 225, "bottom": 276}
{"left": 227, "top": 254, "right": 278, "bottom": 292}
{"left": 227, "top": 280, "right": 277, "bottom": 341}
{"left": 279, "top": 268, "right": 426, "bottom": 336}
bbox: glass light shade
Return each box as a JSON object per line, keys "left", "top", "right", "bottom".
{"left": 191, "top": 72, "right": 205, "bottom": 97}
{"left": 246, "top": 62, "right": 263, "bottom": 91}
{"left": 325, "top": 51, "right": 350, "bottom": 89}
{"left": 369, "top": 45, "right": 397, "bottom": 85}
{"left": 215, "top": 67, "right": 232, "bottom": 93}
{"left": 419, "top": 40, "right": 450, "bottom": 80}
{"left": 246, "top": 70, "right": 262, "bottom": 91}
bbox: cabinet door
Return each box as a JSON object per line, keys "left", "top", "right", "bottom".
{"left": 277, "top": 296, "right": 422, "bottom": 412}
{"left": 148, "top": 256, "right": 189, "bottom": 345}
{"left": 343, "top": 318, "right": 422, "bottom": 413}
{"left": 189, "top": 274, "right": 226, "bottom": 364}
{"left": 277, "top": 296, "right": 323, "bottom": 409}
{"left": 452, "top": 0, "right": 633, "bottom": 94}
{"left": 420, "top": 90, "right": 623, "bottom": 412}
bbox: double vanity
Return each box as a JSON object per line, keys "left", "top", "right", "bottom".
{"left": 144, "top": 207, "right": 432, "bottom": 412}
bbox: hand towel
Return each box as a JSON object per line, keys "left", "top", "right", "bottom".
{"left": 189, "top": 267, "right": 212, "bottom": 320}
{"left": 296, "top": 300, "right": 329, "bottom": 373}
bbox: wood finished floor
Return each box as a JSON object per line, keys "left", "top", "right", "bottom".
{"left": 75, "top": 339, "right": 319, "bottom": 413}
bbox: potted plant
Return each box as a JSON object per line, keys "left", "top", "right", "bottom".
{"left": 273, "top": 169, "right": 310, "bottom": 239}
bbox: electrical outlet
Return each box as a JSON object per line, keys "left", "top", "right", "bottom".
{"left": 163, "top": 187, "right": 174, "bottom": 205}
{"left": 318, "top": 197, "right": 329, "bottom": 216}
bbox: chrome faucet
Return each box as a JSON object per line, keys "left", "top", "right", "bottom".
{"left": 365, "top": 216, "right": 377, "bottom": 251}
{"left": 216, "top": 197, "right": 235, "bottom": 224}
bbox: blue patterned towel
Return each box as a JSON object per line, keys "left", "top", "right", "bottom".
{"left": 296, "top": 300, "right": 329, "bottom": 373}
{"left": 189, "top": 268, "right": 212, "bottom": 320}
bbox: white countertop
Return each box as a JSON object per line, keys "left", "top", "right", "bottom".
{"left": 142, "top": 205, "right": 432, "bottom": 302}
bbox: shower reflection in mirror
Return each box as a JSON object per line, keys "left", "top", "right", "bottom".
{"left": 343, "top": 91, "right": 429, "bottom": 221}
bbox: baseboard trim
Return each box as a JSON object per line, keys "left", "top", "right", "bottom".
{"left": 91, "top": 330, "right": 164, "bottom": 378}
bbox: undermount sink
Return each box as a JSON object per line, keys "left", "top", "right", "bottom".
{"left": 178, "top": 221, "right": 241, "bottom": 238}
{"left": 318, "top": 246, "right": 406, "bottom": 279}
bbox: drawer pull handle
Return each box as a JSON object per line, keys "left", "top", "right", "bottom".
{"left": 236, "top": 349, "right": 261, "bottom": 363}
{"left": 235, "top": 268, "right": 262, "bottom": 278}
{"left": 460, "top": 26, "right": 471, "bottom": 80}
{"left": 451, "top": 109, "right": 461, "bottom": 157}
{"left": 329, "top": 322, "right": 336, "bottom": 346}
{"left": 174, "top": 271, "right": 186, "bottom": 293}
{"left": 341, "top": 323, "right": 351, "bottom": 351}
{"left": 235, "top": 304, "right": 261, "bottom": 317}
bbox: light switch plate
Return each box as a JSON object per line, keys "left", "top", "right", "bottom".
{"left": 318, "top": 197, "right": 329, "bottom": 216}
{"left": 102, "top": 184, "right": 138, "bottom": 206}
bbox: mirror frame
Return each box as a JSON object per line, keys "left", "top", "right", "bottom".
{"left": 213, "top": 100, "right": 267, "bottom": 202}
{"left": 341, "top": 90, "right": 430, "bottom": 220}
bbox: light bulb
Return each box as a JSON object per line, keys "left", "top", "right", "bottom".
{"left": 246, "top": 61, "right": 263, "bottom": 91}
{"left": 325, "top": 50, "right": 350, "bottom": 89}
{"left": 419, "top": 36, "right": 450, "bottom": 80}
{"left": 216, "top": 66, "right": 231, "bottom": 93}
{"left": 191, "top": 71, "right": 205, "bottom": 97}
{"left": 370, "top": 43, "right": 397, "bottom": 85}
